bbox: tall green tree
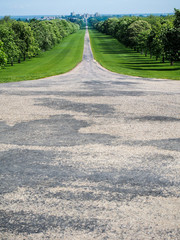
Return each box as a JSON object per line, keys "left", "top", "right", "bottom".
{"left": 174, "top": 8, "right": 180, "bottom": 28}
{"left": 0, "top": 24, "right": 20, "bottom": 65}
{"left": 93, "top": 10, "right": 179, "bottom": 65}
{"left": 0, "top": 18, "right": 79, "bottom": 68}
{"left": 0, "top": 40, "right": 7, "bottom": 68}
{"left": 127, "top": 20, "right": 151, "bottom": 53}
{"left": 164, "top": 27, "right": 179, "bottom": 65}
{"left": 12, "top": 21, "right": 38, "bottom": 61}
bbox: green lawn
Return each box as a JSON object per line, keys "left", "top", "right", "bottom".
{"left": 89, "top": 29, "right": 180, "bottom": 80}
{"left": 0, "top": 29, "right": 85, "bottom": 83}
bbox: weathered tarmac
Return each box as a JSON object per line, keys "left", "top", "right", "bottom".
{"left": 0, "top": 28, "right": 180, "bottom": 239}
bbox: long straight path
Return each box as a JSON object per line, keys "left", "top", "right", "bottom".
{"left": 0, "top": 28, "right": 180, "bottom": 239}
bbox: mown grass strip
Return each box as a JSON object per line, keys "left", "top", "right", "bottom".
{"left": 0, "top": 29, "right": 85, "bottom": 83}
{"left": 89, "top": 29, "right": 180, "bottom": 80}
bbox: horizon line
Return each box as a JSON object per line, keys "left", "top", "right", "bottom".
{"left": 0, "top": 12, "right": 174, "bottom": 17}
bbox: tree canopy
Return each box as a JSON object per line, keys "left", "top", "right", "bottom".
{"left": 90, "top": 9, "right": 180, "bottom": 65}
{"left": 0, "top": 17, "right": 80, "bottom": 68}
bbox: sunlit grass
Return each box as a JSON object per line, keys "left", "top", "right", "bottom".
{"left": 89, "top": 29, "right": 180, "bottom": 80}
{"left": 0, "top": 29, "right": 85, "bottom": 83}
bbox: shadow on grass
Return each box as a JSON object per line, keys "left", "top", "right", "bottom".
{"left": 130, "top": 67, "right": 180, "bottom": 71}
{"left": 100, "top": 50, "right": 128, "bottom": 54}
{"left": 98, "top": 45, "right": 133, "bottom": 55}
{"left": 93, "top": 35, "right": 113, "bottom": 39}
{"left": 124, "top": 63, "right": 179, "bottom": 68}
{"left": 124, "top": 62, "right": 162, "bottom": 65}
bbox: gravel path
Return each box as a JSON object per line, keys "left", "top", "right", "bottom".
{"left": 0, "top": 28, "right": 180, "bottom": 240}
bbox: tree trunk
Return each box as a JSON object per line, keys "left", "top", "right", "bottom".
{"left": 162, "top": 56, "right": 165, "bottom": 63}
{"left": 11, "top": 60, "right": 13, "bottom": 66}
{"left": 145, "top": 50, "right": 147, "bottom": 57}
{"left": 18, "top": 58, "right": 21, "bottom": 63}
{"left": 156, "top": 56, "right": 158, "bottom": 61}
{"left": 171, "top": 59, "right": 174, "bottom": 66}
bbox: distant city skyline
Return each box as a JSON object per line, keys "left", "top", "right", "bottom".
{"left": 0, "top": 0, "right": 179, "bottom": 16}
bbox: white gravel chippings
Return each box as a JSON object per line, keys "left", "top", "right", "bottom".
{"left": 0, "top": 28, "right": 180, "bottom": 240}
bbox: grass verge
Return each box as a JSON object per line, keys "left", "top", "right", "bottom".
{"left": 0, "top": 29, "right": 85, "bottom": 83}
{"left": 89, "top": 29, "right": 180, "bottom": 80}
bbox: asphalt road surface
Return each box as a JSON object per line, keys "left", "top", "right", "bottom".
{"left": 0, "top": 28, "right": 180, "bottom": 240}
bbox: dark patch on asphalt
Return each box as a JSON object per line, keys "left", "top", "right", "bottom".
{"left": 0, "top": 210, "right": 106, "bottom": 234}
{"left": 83, "top": 80, "right": 138, "bottom": 86}
{"left": 0, "top": 149, "right": 73, "bottom": 194}
{"left": 2, "top": 90, "right": 146, "bottom": 97}
{"left": 83, "top": 80, "right": 105, "bottom": 86}
{"left": 0, "top": 121, "right": 10, "bottom": 133}
{"left": 45, "top": 163, "right": 179, "bottom": 202}
{"left": 1, "top": 149, "right": 178, "bottom": 199}
{"left": 84, "top": 167, "right": 178, "bottom": 200}
{"left": 145, "top": 154, "right": 175, "bottom": 166}
{"left": 0, "top": 148, "right": 179, "bottom": 234}
{"left": 48, "top": 177, "right": 177, "bottom": 202}
{"left": 0, "top": 115, "right": 116, "bottom": 147}
{"left": 123, "top": 138, "right": 180, "bottom": 152}
{"left": 35, "top": 98, "right": 114, "bottom": 116}
{"left": 116, "top": 91, "right": 144, "bottom": 96}
{"left": 110, "top": 81, "right": 138, "bottom": 86}
{"left": 130, "top": 116, "right": 180, "bottom": 122}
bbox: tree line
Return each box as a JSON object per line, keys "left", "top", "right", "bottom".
{"left": 0, "top": 17, "right": 80, "bottom": 68}
{"left": 90, "top": 9, "right": 180, "bottom": 65}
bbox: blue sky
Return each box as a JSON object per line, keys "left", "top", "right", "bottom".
{"left": 0, "top": 0, "right": 179, "bottom": 16}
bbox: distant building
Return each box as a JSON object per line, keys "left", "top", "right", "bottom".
{"left": 83, "top": 13, "right": 90, "bottom": 19}
{"left": 94, "top": 12, "right": 100, "bottom": 17}
{"left": 71, "top": 12, "right": 76, "bottom": 17}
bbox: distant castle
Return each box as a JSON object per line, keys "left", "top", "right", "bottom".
{"left": 70, "top": 12, "right": 100, "bottom": 19}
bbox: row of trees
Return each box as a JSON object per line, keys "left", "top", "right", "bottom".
{"left": 0, "top": 17, "right": 80, "bottom": 68}
{"left": 67, "top": 18, "right": 86, "bottom": 29}
{"left": 90, "top": 9, "right": 180, "bottom": 65}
